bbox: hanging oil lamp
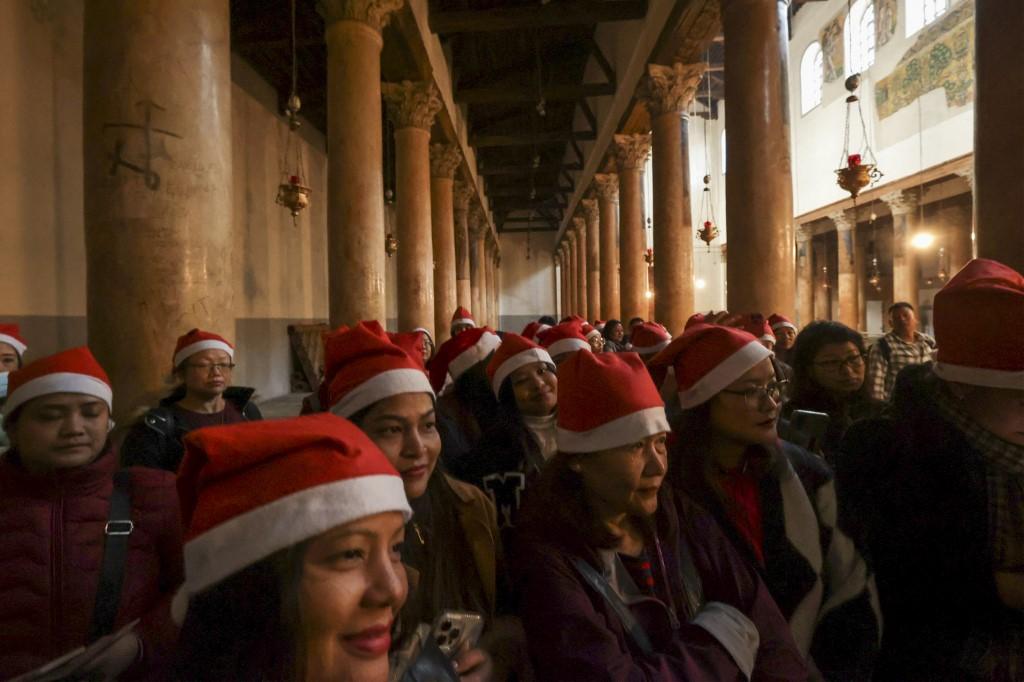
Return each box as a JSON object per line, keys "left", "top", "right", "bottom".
{"left": 697, "top": 175, "right": 720, "bottom": 251}
{"left": 644, "top": 248, "right": 654, "bottom": 267}
{"left": 385, "top": 233, "right": 398, "bottom": 258}
{"left": 835, "top": 74, "right": 883, "bottom": 201}
{"left": 867, "top": 256, "right": 882, "bottom": 289}
{"left": 275, "top": 0, "right": 311, "bottom": 226}
{"left": 821, "top": 265, "right": 831, "bottom": 289}
{"left": 937, "top": 246, "right": 949, "bottom": 282}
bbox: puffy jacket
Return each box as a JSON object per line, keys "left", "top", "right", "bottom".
{"left": 0, "top": 447, "right": 183, "bottom": 679}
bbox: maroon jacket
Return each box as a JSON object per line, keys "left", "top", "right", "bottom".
{"left": 0, "top": 447, "right": 183, "bottom": 678}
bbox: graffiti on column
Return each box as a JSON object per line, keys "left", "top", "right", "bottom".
{"left": 104, "top": 100, "right": 182, "bottom": 191}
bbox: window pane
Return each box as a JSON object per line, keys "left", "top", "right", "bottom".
{"left": 800, "top": 42, "right": 824, "bottom": 114}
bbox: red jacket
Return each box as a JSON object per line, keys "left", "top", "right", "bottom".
{"left": 0, "top": 447, "right": 183, "bottom": 679}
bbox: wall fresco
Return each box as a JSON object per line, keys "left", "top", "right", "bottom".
{"left": 821, "top": 13, "right": 846, "bottom": 83}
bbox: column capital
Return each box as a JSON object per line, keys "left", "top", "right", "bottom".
{"left": 955, "top": 166, "right": 975, "bottom": 190}
{"left": 795, "top": 224, "right": 814, "bottom": 242}
{"left": 828, "top": 210, "right": 854, "bottom": 231}
{"left": 453, "top": 180, "right": 474, "bottom": 212}
{"left": 567, "top": 230, "right": 577, "bottom": 245}
{"left": 572, "top": 215, "right": 586, "bottom": 233}
{"left": 468, "top": 204, "right": 487, "bottom": 236}
{"left": 640, "top": 62, "right": 706, "bottom": 118}
{"left": 881, "top": 189, "right": 919, "bottom": 216}
{"left": 592, "top": 172, "right": 619, "bottom": 201}
{"left": 319, "top": 0, "right": 403, "bottom": 32}
{"left": 430, "top": 143, "right": 462, "bottom": 179}
{"left": 383, "top": 80, "right": 442, "bottom": 130}
{"left": 579, "top": 197, "right": 599, "bottom": 222}
{"left": 613, "top": 133, "right": 652, "bottom": 170}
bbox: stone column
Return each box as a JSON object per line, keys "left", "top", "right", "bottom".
{"left": 555, "top": 250, "right": 565, "bottom": 319}
{"left": 83, "top": 0, "right": 234, "bottom": 418}
{"left": 429, "top": 144, "right": 461, "bottom": 342}
{"left": 614, "top": 134, "right": 651, "bottom": 324}
{"left": 492, "top": 247, "right": 501, "bottom": 328}
{"left": 469, "top": 206, "right": 485, "bottom": 320}
{"left": 322, "top": 0, "right": 403, "bottom": 326}
{"left": 594, "top": 173, "right": 621, "bottom": 320}
{"left": 453, "top": 181, "right": 473, "bottom": 311}
{"left": 641, "top": 62, "right": 705, "bottom": 334}
{"left": 722, "top": 0, "right": 796, "bottom": 316}
{"left": 572, "top": 216, "right": 589, "bottom": 320}
{"left": 384, "top": 81, "right": 442, "bottom": 335}
{"left": 795, "top": 225, "right": 814, "bottom": 328}
{"left": 830, "top": 211, "right": 859, "bottom": 329}
{"left": 581, "top": 198, "right": 601, "bottom": 320}
{"left": 483, "top": 236, "right": 494, "bottom": 327}
{"left": 565, "top": 231, "right": 577, "bottom": 316}
{"left": 975, "top": 0, "right": 1024, "bottom": 272}
{"left": 883, "top": 190, "right": 920, "bottom": 308}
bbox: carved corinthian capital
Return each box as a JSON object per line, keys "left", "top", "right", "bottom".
{"left": 453, "top": 180, "right": 474, "bottom": 213}
{"left": 640, "top": 63, "right": 706, "bottom": 118}
{"left": 383, "top": 81, "right": 442, "bottom": 130}
{"left": 468, "top": 204, "right": 487, "bottom": 236}
{"left": 613, "top": 133, "right": 652, "bottom": 170}
{"left": 829, "top": 210, "right": 854, "bottom": 232}
{"left": 580, "top": 198, "right": 598, "bottom": 223}
{"left": 881, "top": 190, "right": 918, "bottom": 216}
{"left": 572, "top": 215, "right": 586, "bottom": 235}
{"left": 592, "top": 173, "right": 619, "bottom": 202}
{"left": 319, "top": 0, "right": 403, "bottom": 32}
{"left": 430, "top": 144, "right": 462, "bottom": 179}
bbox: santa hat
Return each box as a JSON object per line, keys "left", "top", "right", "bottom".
{"left": 487, "top": 333, "right": 553, "bottom": 397}
{"left": 428, "top": 327, "right": 502, "bottom": 392}
{"left": 739, "top": 314, "right": 775, "bottom": 344}
{"left": 768, "top": 314, "right": 796, "bottom": 333}
{"left": 557, "top": 351, "right": 670, "bottom": 452}
{"left": 650, "top": 325, "right": 772, "bottom": 409}
{"left": 325, "top": 322, "right": 434, "bottom": 418}
{"left": 387, "top": 330, "right": 428, "bottom": 370}
{"left": 594, "top": 320, "right": 606, "bottom": 331}
{"left": 0, "top": 324, "right": 27, "bottom": 357}
{"left": 176, "top": 413, "right": 412, "bottom": 605}
{"left": 630, "top": 322, "right": 672, "bottom": 356}
{"left": 539, "top": 320, "right": 591, "bottom": 357}
{"left": 3, "top": 346, "right": 112, "bottom": 417}
{"left": 451, "top": 307, "right": 475, "bottom": 329}
{"left": 685, "top": 312, "right": 710, "bottom": 331}
{"left": 521, "top": 321, "right": 542, "bottom": 342}
{"left": 582, "top": 323, "right": 602, "bottom": 342}
{"left": 173, "top": 329, "right": 234, "bottom": 368}
{"left": 932, "top": 258, "right": 1024, "bottom": 389}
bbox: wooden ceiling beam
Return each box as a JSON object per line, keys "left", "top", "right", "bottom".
{"left": 488, "top": 185, "right": 574, "bottom": 198}
{"left": 431, "top": 1, "right": 648, "bottom": 34}
{"left": 471, "top": 130, "right": 596, "bottom": 148}
{"left": 500, "top": 226, "right": 559, "bottom": 233}
{"left": 478, "top": 162, "right": 583, "bottom": 176}
{"left": 456, "top": 82, "right": 615, "bottom": 105}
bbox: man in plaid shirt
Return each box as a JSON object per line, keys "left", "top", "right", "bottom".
{"left": 865, "top": 302, "right": 936, "bottom": 401}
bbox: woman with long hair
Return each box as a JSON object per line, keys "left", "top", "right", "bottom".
{"left": 514, "top": 350, "right": 807, "bottom": 681}
{"left": 601, "top": 319, "right": 627, "bottom": 352}
{"left": 651, "top": 324, "right": 881, "bottom": 681}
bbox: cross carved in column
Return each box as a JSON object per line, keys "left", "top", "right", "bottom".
{"left": 383, "top": 80, "right": 442, "bottom": 130}
{"left": 613, "top": 133, "right": 651, "bottom": 170}
{"left": 640, "top": 62, "right": 706, "bottom": 117}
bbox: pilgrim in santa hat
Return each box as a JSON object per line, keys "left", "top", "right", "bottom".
{"left": 768, "top": 313, "right": 798, "bottom": 362}
{"left": 428, "top": 326, "right": 503, "bottom": 454}
{"left": 513, "top": 349, "right": 809, "bottom": 681}
{"left": 538, "top": 319, "right": 591, "bottom": 365}
{"left": 0, "top": 347, "right": 183, "bottom": 679}
{"left": 581, "top": 322, "right": 605, "bottom": 353}
{"left": 121, "top": 328, "right": 262, "bottom": 473}
{"left": 629, "top": 321, "right": 672, "bottom": 362}
{"left": 521, "top": 320, "right": 552, "bottom": 344}
{"left": 650, "top": 324, "right": 882, "bottom": 677}
{"left": 174, "top": 413, "right": 411, "bottom": 681}
{"left": 450, "top": 306, "right": 477, "bottom": 337}
{"left": 0, "top": 323, "right": 28, "bottom": 372}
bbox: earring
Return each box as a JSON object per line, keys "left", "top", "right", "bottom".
{"left": 107, "top": 419, "right": 116, "bottom": 433}
{"left": 569, "top": 463, "right": 582, "bottom": 473}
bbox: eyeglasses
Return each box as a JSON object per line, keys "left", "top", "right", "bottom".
{"left": 187, "top": 362, "right": 236, "bottom": 373}
{"left": 813, "top": 354, "right": 865, "bottom": 373}
{"left": 721, "top": 380, "right": 789, "bottom": 410}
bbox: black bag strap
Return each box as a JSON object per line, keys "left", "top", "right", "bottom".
{"left": 90, "top": 469, "right": 134, "bottom": 641}
{"left": 572, "top": 557, "right": 654, "bottom": 656}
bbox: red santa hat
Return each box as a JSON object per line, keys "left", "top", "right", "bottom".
{"left": 173, "top": 328, "right": 234, "bottom": 368}
{"left": 3, "top": 346, "right": 112, "bottom": 417}
{"left": 324, "top": 322, "right": 434, "bottom": 418}
{"left": 932, "top": 258, "right": 1024, "bottom": 389}
{"left": 557, "top": 351, "right": 670, "bottom": 452}
{"left": 428, "top": 327, "right": 502, "bottom": 392}
{"left": 685, "top": 312, "right": 710, "bottom": 331}
{"left": 387, "top": 330, "right": 428, "bottom": 369}
{"left": 0, "top": 324, "right": 27, "bottom": 357}
{"left": 582, "top": 323, "right": 602, "bottom": 342}
{"left": 521, "top": 321, "right": 542, "bottom": 342}
{"left": 630, "top": 322, "right": 672, "bottom": 356}
{"left": 486, "top": 333, "right": 554, "bottom": 397}
{"left": 539, "top": 320, "right": 591, "bottom": 357}
{"left": 594, "top": 320, "right": 606, "bottom": 331}
{"left": 768, "top": 313, "right": 796, "bottom": 333}
{"left": 176, "top": 413, "right": 412, "bottom": 606}
{"left": 739, "top": 314, "right": 776, "bottom": 344}
{"left": 650, "top": 325, "right": 772, "bottom": 409}
{"left": 450, "top": 307, "right": 476, "bottom": 329}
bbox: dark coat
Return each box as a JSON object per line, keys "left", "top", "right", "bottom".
{"left": 120, "top": 385, "right": 261, "bottom": 472}
{"left": 782, "top": 391, "right": 886, "bottom": 464}
{"left": 837, "top": 364, "right": 1021, "bottom": 681}
{"left": 514, "top": 489, "right": 807, "bottom": 682}
{"left": 0, "top": 447, "right": 183, "bottom": 679}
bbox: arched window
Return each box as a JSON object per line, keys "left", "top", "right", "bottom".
{"left": 721, "top": 129, "right": 727, "bottom": 175}
{"left": 906, "top": 0, "right": 949, "bottom": 36}
{"left": 845, "top": 0, "right": 875, "bottom": 76}
{"left": 800, "top": 42, "right": 824, "bottom": 114}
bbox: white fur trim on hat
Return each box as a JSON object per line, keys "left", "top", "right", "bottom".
{"left": 0, "top": 334, "right": 27, "bottom": 356}
{"left": 491, "top": 347, "right": 554, "bottom": 397}
{"left": 548, "top": 337, "right": 591, "bottom": 357}
{"left": 174, "top": 340, "right": 235, "bottom": 368}
{"left": 585, "top": 328, "right": 602, "bottom": 341}
{"left": 557, "top": 405, "right": 670, "bottom": 453}
{"left": 329, "top": 368, "right": 435, "bottom": 418}
{"left": 448, "top": 332, "right": 501, "bottom": 380}
{"left": 533, "top": 324, "right": 551, "bottom": 342}
{"left": 678, "top": 340, "right": 772, "bottom": 409}
{"left": 451, "top": 318, "right": 476, "bottom": 328}
{"left": 181, "top": 474, "right": 412, "bottom": 601}
{"left": 632, "top": 338, "right": 671, "bottom": 356}
{"left": 4, "top": 372, "right": 113, "bottom": 417}
{"left": 932, "top": 362, "right": 1024, "bottom": 390}
{"left": 770, "top": 321, "right": 796, "bottom": 332}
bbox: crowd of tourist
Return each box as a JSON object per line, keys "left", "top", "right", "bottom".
{"left": 0, "top": 257, "right": 1020, "bottom": 681}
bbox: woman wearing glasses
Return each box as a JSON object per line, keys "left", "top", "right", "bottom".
{"left": 122, "top": 329, "right": 262, "bottom": 472}
{"left": 781, "top": 321, "right": 885, "bottom": 463}
{"left": 650, "top": 323, "right": 881, "bottom": 681}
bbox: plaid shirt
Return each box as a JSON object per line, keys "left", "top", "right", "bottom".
{"left": 865, "top": 331, "right": 936, "bottom": 401}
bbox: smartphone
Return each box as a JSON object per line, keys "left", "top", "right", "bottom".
{"left": 430, "top": 610, "right": 485, "bottom": 657}
{"left": 787, "top": 409, "right": 831, "bottom": 453}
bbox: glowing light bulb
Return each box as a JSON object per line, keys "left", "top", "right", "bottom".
{"left": 644, "top": 290, "right": 654, "bottom": 299}
{"left": 695, "top": 278, "right": 707, "bottom": 290}
{"left": 911, "top": 232, "right": 935, "bottom": 249}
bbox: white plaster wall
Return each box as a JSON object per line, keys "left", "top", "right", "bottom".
{"left": 498, "top": 231, "right": 557, "bottom": 329}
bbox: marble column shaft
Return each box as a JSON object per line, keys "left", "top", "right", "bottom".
{"left": 469, "top": 208, "right": 484, "bottom": 320}
{"left": 594, "top": 173, "right": 621, "bottom": 320}
{"left": 883, "top": 190, "right": 920, "bottom": 307}
{"left": 795, "top": 225, "right": 814, "bottom": 328}
{"left": 581, "top": 198, "right": 601, "bottom": 320}
{"left": 830, "top": 211, "right": 859, "bottom": 329}
{"left": 430, "top": 144, "right": 461, "bottom": 342}
{"left": 83, "top": 0, "right": 234, "bottom": 419}
{"left": 614, "top": 134, "right": 651, "bottom": 324}
{"left": 573, "top": 217, "right": 589, "bottom": 320}
{"left": 453, "top": 181, "right": 473, "bottom": 311}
